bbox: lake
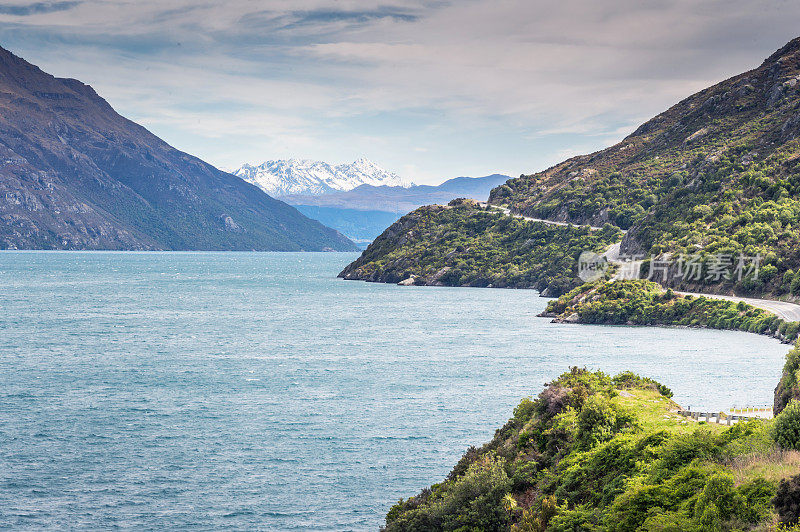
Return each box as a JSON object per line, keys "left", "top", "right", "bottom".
{"left": 0, "top": 252, "right": 789, "bottom": 530}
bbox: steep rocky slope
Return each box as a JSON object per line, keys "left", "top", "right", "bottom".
{"left": 0, "top": 46, "right": 357, "bottom": 251}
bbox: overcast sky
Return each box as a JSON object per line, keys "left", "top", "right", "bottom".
{"left": 0, "top": 1, "right": 798, "bottom": 184}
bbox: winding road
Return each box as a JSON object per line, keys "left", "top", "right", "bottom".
{"left": 602, "top": 243, "right": 800, "bottom": 322}
{"left": 672, "top": 292, "right": 800, "bottom": 323}
{"left": 485, "top": 204, "right": 610, "bottom": 231}
{"left": 485, "top": 208, "right": 800, "bottom": 323}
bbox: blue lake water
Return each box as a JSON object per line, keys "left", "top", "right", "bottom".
{"left": 0, "top": 252, "right": 790, "bottom": 530}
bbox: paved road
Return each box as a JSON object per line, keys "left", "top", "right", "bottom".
{"left": 487, "top": 204, "right": 611, "bottom": 231}
{"left": 484, "top": 204, "right": 800, "bottom": 322}
{"left": 674, "top": 291, "right": 800, "bottom": 323}
{"left": 603, "top": 243, "right": 800, "bottom": 322}
{"left": 603, "top": 242, "right": 623, "bottom": 261}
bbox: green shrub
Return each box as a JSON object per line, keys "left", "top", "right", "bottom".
{"left": 786, "top": 322, "right": 800, "bottom": 342}
{"left": 792, "top": 271, "right": 800, "bottom": 295}
{"left": 775, "top": 347, "right": 800, "bottom": 415}
{"left": 385, "top": 454, "right": 512, "bottom": 531}
{"left": 576, "top": 396, "right": 637, "bottom": 450}
{"left": 613, "top": 371, "right": 673, "bottom": 398}
{"left": 737, "top": 477, "right": 776, "bottom": 524}
{"left": 607, "top": 465, "right": 711, "bottom": 531}
{"left": 775, "top": 400, "right": 800, "bottom": 451}
{"left": 546, "top": 504, "right": 601, "bottom": 531}
{"left": 698, "top": 503, "right": 722, "bottom": 532}
{"left": 693, "top": 473, "right": 742, "bottom": 522}
{"left": 638, "top": 511, "right": 698, "bottom": 531}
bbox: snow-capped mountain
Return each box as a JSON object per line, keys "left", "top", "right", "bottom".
{"left": 231, "top": 158, "right": 413, "bottom": 197}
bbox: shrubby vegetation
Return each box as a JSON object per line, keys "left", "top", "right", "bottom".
{"left": 487, "top": 42, "right": 800, "bottom": 297}
{"left": 383, "top": 368, "right": 793, "bottom": 531}
{"left": 774, "top": 401, "right": 800, "bottom": 451}
{"left": 340, "top": 200, "right": 622, "bottom": 296}
{"left": 545, "top": 279, "right": 796, "bottom": 342}
{"left": 775, "top": 346, "right": 800, "bottom": 415}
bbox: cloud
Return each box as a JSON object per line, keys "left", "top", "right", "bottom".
{"left": 0, "top": 1, "right": 80, "bottom": 16}
{"left": 283, "top": 7, "right": 418, "bottom": 27}
{"left": 0, "top": 0, "right": 798, "bottom": 182}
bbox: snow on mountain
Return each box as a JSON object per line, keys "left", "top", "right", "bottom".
{"left": 231, "top": 158, "right": 413, "bottom": 197}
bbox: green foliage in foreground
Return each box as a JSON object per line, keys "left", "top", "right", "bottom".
{"left": 340, "top": 201, "right": 623, "bottom": 296}
{"left": 775, "top": 347, "right": 800, "bottom": 415}
{"left": 775, "top": 401, "right": 800, "bottom": 451}
{"left": 546, "top": 280, "right": 796, "bottom": 342}
{"left": 383, "top": 368, "right": 789, "bottom": 532}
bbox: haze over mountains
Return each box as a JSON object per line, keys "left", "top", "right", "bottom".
{"left": 281, "top": 174, "right": 512, "bottom": 213}
{"left": 0, "top": 46, "right": 357, "bottom": 251}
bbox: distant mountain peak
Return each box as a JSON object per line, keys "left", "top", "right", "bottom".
{"left": 232, "top": 158, "right": 413, "bottom": 197}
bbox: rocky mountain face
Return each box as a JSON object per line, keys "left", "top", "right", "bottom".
{"left": 344, "top": 36, "right": 800, "bottom": 296}
{"left": 0, "top": 46, "right": 357, "bottom": 251}
{"left": 491, "top": 38, "right": 800, "bottom": 271}
{"left": 232, "top": 158, "right": 412, "bottom": 197}
{"left": 491, "top": 38, "right": 800, "bottom": 228}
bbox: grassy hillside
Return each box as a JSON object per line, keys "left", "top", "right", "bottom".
{"left": 383, "top": 367, "right": 800, "bottom": 531}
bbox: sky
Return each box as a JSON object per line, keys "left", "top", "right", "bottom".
{"left": 0, "top": 1, "right": 798, "bottom": 184}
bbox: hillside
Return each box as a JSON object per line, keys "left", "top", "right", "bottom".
{"left": 339, "top": 200, "right": 622, "bottom": 295}
{"left": 543, "top": 279, "right": 798, "bottom": 344}
{"left": 383, "top": 366, "right": 800, "bottom": 531}
{"left": 491, "top": 37, "right": 800, "bottom": 294}
{"left": 0, "top": 46, "right": 357, "bottom": 251}
{"left": 342, "top": 37, "right": 800, "bottom": 294}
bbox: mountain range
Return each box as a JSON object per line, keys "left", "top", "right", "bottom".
{"left": 229, "top": 158, "right": 510, "bottom": 246}
{"left": 0, "top": 46, "right": 357, "bottom": 251}
{"left": 287, "top": 174, "right": 510, "bottom": 246}
{"left": 231, "top": 158, "right": 412, "bottom": 197}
